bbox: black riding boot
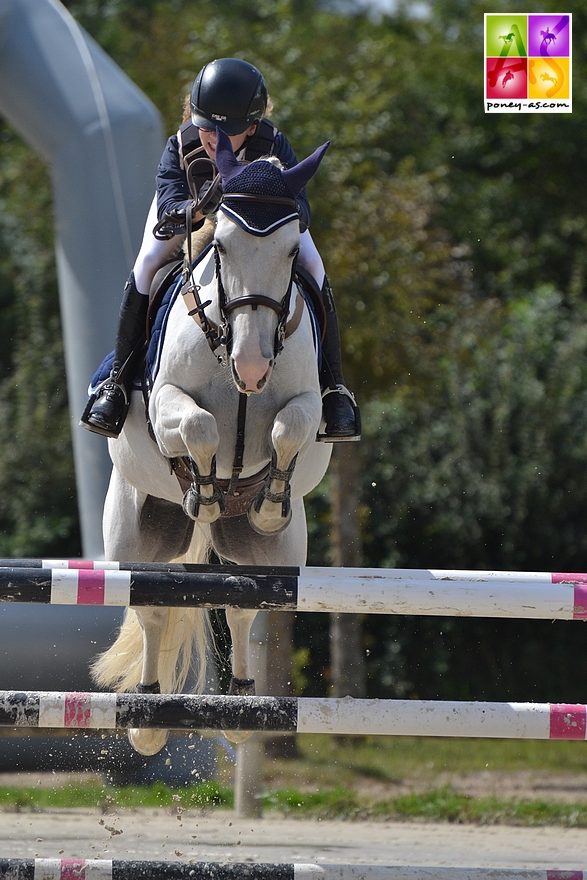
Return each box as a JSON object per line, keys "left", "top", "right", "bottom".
{"left": 318, "top": 277, "right": 361, "bottom": 442}
{"left": 80, "top": 274, "right": 149, "bottom": 438}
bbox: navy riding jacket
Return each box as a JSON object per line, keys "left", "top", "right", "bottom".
{"left": 156, "top": 121, "right": 311, "bottom": 230}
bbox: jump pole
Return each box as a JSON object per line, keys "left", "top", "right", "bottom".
{"left": 0, "top": 692, "right": 586, "bottom": 740}
{"left": 0, "top": 861, "right": 584, "bottom": 880}
{"left": 0, "top": 564, "right": 586, "bottom": 619}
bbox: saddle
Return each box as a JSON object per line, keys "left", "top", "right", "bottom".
{"left": 146, "top": 258, "right": 184, "bottom": 337}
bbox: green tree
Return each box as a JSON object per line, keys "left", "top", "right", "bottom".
{"left": 0, "top": 125, "right": 80, "bottom": 555}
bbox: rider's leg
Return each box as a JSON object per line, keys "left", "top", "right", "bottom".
{"left": 298, "top": 231, "right": 360, "bottom": 442}
{"left": 81, "top": 196, "right": 184, "bottom": 438}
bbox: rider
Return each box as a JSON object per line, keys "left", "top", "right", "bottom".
{"left": 81, "top": 57, "right": 360, "bottom": 442}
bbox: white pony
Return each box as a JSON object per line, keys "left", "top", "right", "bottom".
{"left": 92, "top": 131, "right": 332, "bottom": 755}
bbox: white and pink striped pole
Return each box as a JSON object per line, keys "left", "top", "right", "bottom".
{"left": 0, "top": 860, "right": 584, "bottom": 879}
{"left": 0, "top": 562, "right": 586, "bottom": 619}
{"left": 0, "top": 692, "right": 586, "bottom": 740}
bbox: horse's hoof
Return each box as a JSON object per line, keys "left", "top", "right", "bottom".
{"left": 223, "top": 729, "right": 254, "bottom": 745}
{"left": 182, "top": 488, "right": 223, "bottom": 524}
{"left": 128, "top": 728, "right": 169, "bottom": 756}
{"left": 223, "top": 677, "right": 256, "bottom": 743}
{"left": 246, "top": 503, "right": 292, "bottom": 536}
{"left": 198, "top": 504, "right": 223, "bottom": 524}
{"left": 126, "top": 683, "right": 167, "bottom": 755}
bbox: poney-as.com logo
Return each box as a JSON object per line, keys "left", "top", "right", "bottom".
{"left": 485, "top": 13, "right": 572, "bottom": 113}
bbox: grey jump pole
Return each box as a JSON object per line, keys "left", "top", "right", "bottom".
{"left": 0, "top": 0, "right": 164, "bottom": 557}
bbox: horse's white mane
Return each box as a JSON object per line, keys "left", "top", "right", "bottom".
{"left": 254, "top": 155, "right": 284, "bottom": 170}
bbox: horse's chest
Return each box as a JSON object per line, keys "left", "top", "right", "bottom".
{"left": 180, "top": 374, "right": 280, "bottom": 465}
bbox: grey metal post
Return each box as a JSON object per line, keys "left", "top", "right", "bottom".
{"left": 234, "top": 612, "right": 268, "bottom": 818}
{"left": 0, "top": 0, "right": 164, "bottom": 556}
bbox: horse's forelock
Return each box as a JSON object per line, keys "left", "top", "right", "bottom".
{"left": 253, "top": 155, "right": 284, "bottom": 170}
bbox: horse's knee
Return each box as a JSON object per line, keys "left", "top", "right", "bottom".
{"left": 271, "top": 394, "right": 322, "bottom": 463}
{"left": 272, "top": 414, "right": 308, "bottom": 459}
{"left": 180, "top": 411, "right": 219, "bottom": 463}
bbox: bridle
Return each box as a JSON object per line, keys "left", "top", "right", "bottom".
{"left": 213, "top": 217, "right": 299, "bottom": 360}
{"left": 180, "top": 192, "right": 303, "bottom": 363}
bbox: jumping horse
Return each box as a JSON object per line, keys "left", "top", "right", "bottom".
{"left": 91, "top": 130, "right": 333, "bottom": 755}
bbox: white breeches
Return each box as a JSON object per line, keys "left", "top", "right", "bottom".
{"left": 132, "top": 196, "right": 184, "bottom": 295}
{"left": 299, "top": 229, "right": 325, "bottom": 288}
{"left": 132, "top": 196, "right": 326, "bottom": 296}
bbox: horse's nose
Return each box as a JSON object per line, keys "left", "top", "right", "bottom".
{"left": 231, "top": 355, "right": 273, "bottom": 393}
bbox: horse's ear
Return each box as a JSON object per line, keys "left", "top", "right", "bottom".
{"left": 282, "top": 141, "right": 330, "bottom": 196}
{"left": 214, "top": 128, "right": 242, "bottom": 183}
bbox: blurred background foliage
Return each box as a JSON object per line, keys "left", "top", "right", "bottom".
{"left": 1, "top": 0, "right": 585, "bottom": 698}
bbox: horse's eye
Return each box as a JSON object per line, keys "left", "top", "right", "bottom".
{"left": 214, "top": 240, "right": 226, "bottom": 255}
{"left": 289, "top": 247, "right": 299, "bottom": 260}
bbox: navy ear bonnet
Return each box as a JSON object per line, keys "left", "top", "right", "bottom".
{"left": 220, "top": 161, "right": 299, "bottom": 236}
{"left": 214, "top": 128, "right": 330, "bottom": 237}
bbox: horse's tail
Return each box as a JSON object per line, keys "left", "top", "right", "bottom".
{"left": 90, "top": 606, "right": 211, "bottom": 694}
{"left": 90, "top": 523, "right": 212, "bottom": 696}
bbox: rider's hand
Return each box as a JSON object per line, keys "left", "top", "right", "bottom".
{"left": 153, "top": 201, "right": 198, "bottom": 240}
{"left": 163, "top": 200, "right": 196, "bottom": 226}
{"left": 198, "top": 178, "right": 223, "bottom": 216}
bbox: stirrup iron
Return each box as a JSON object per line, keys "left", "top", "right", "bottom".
{"left": 317, "top": 384, "right": 361, "bottom": 443}
{"left": 79, "top": 377, "right": 130, "bottom": 438}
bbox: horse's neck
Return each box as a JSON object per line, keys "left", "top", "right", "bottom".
{"left": 189, "top": 218, "right": 215, "bottom": 258}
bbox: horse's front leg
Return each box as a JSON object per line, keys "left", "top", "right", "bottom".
{"left": 152, "top": 382, "right": 224, "bottom": 523}
{"left": 248, "top": 390, "right": 321, "bottom": 535}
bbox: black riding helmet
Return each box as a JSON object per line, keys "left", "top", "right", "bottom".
{"left": 190, "top": 58, "right": 268, "bottom": 136}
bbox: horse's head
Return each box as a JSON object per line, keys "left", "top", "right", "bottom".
{"left": 213, "top": 129, "right": 329, "bottom": 394}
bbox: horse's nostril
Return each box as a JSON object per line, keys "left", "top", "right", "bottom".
{"left": 230, "top": 358, "right": 246, "bottom": 390}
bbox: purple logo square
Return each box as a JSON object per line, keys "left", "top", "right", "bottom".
{"left": 528, "top": 14, "right": 570, "bottom": 57}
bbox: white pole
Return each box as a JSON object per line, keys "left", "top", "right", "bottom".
{"left": 298, "top": 567, "right": 586, "bottom": 619}
{"left": 294, "top": 867, "right": 587, "bottom": 880}
{"left": 297, "top": 698, "right": 586, "bottom": 740}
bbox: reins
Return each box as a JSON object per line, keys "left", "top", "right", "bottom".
{"left": 180, "top": 208, "right": 225, "bottom": 354}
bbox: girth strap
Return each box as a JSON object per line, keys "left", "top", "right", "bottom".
{"left": 227, "top": 392, "right": 247, "bottom": 495}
